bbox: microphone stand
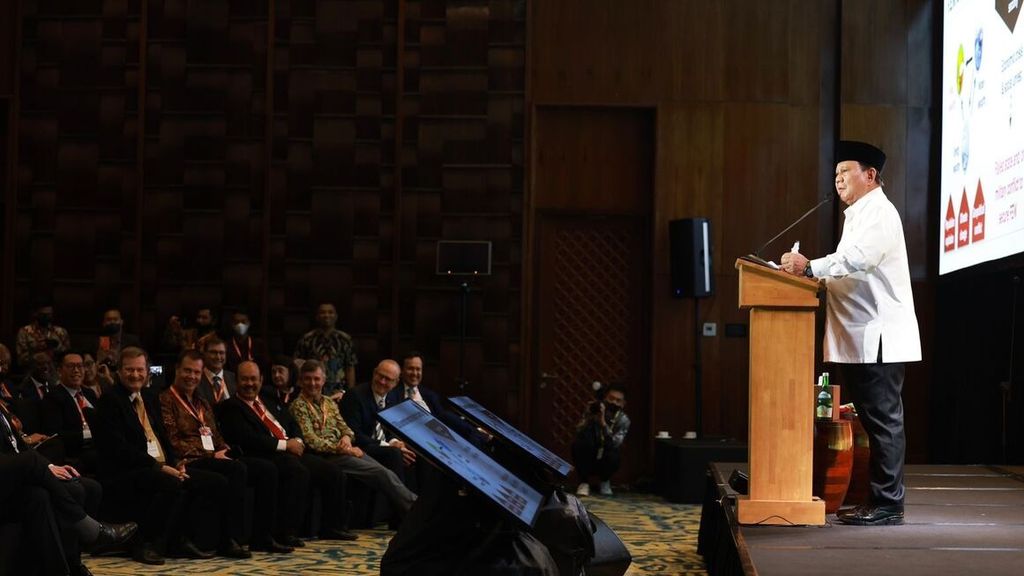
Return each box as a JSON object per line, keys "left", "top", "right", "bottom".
{"left": 753, "top": 195, "right": 833, "bottom": 258}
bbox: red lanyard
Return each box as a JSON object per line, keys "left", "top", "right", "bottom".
{"left": 302, "top": 395, "right": 328, "bottom": 431}
{"left": 232, "top": 337, "right": 253, "bottom": 361}
{"left": 170, "top": 387, "right": 206, "bottom": 424}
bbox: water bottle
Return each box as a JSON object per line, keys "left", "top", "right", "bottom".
{"left": 816, "top": 372, "right": 832, "bottom": 419}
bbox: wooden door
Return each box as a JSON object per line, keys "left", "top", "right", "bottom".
{"left": 528, "top": 106, "right": 652, "bottom": 482}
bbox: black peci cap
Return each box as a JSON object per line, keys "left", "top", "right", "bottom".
{"left": 836, "top": 140, "right": 886, "bottom": 173}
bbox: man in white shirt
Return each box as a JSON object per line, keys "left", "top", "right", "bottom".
{"left": 198, "top": 338, "right": 235, "bottom": 405}
{"left": 781, "top": 140, "right": 921, "bottom": 526}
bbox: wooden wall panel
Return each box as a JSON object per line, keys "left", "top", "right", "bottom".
{"left": 15, "top": 0, "right": 141, "bottom": 338}
{"left": 8, "top": 0, "right": 524, "bottom": 407}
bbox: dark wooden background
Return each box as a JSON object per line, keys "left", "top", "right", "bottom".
{"left": 3, "top": 0, "right": 1023, "bottom": 478}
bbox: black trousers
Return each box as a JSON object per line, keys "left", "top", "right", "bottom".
{"left": 102, "top": 466, "right": 185, "bottom": 547}
{"left": 301, "top": 452, "right": 346, "bottom": 534}
{"left": 185, "top": 457, "right": 247, "bottom": 545}
{"left": 257, "top": 452, "right": 309, "bottom": 540}
{"left": 0, "top": 450, "right": 93, "bottom": 576}
{"left": 571, "top": 424, "right": 621, "bottom": 483}
{"left": 838, "top": 359, "right": 907, "bottom": 507}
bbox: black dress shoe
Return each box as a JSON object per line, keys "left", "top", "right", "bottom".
{"left": 88, "top": 521, "right": 139, "bottom": 553}
{"left": 171, "top": 538, "right": 215, "bottom": 559}
{"left": 219, "top": 538, "right": 253, "bottom": 559}
{"left": 836, "top": 504, "right": 904, "bottom": 525}
{"left": 250, "top": 538, "right": 294, "bottom": 554}
{"left": 132, "top": 542, "right": 166, "bottom": 565}
{"left": 320, "top": 528, "right": 359, "bottom": 541}
{"left": 281, "top": 536, "right": 306, "bottom": 548}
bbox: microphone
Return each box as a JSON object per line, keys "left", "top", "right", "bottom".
{"left": 752, "top": 194, "right": 834, "bottom": 258}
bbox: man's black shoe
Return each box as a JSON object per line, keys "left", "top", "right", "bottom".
{"left": 281, "top": 536, "right": 306, "bottom": 548}
{"left": 88, "top": 521, "right": 138, "bottom": 553}
{"left": 320, "top": 528, "right": 359, "bottom": 541}
{"left": 132, "top": 542, "right": 165, "bottom": 565}
{"left": 836, "top": 504, "right": 904, "bottom": 525}
{"left": 219, "top": 538, "right": 253, "bottom": 559}
{"left": 250, "top": 538, "right": 294, "bottom": 554}
{"left": 170, "top": 538, "right": 215, "bottom": 559}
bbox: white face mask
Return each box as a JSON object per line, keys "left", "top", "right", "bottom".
{"left": 234, "top": 323, "right": 250, "bottom": 336}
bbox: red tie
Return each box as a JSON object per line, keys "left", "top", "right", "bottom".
{"left": 74, "top": 393, "right": 89, "bottom": 426}
{"left": 253, "top": 399, "right": 286, "bottom": 440}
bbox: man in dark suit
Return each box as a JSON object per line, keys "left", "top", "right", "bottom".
{"left": 92, "top": 346, "right": 213, "bottom": 564}
{"left": 218, "top": 361, "right": 356, "bottom": 543}
{"left": 386, "top": 352, "right": 482, "bottom": 444}
{"left": 41, "top": 351, "right": 99, "bottom": 474}
{"left": 197, "top": 337, "right": 236, "bottom": 405}
{"left": 341, "top": 359, "right": 416, "bottom": 482}
{"left": 2, "top": 400, "right": 137, "bottom": 576}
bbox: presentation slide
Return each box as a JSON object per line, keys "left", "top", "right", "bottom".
{"left": 941, "top": 0, "right": 1024, "bottom": 274}
{"left": 377, "top": 401, "right": 544, "bottom": 529}
{"left": 449, "top": 396, "right": 573, "bottom": 478}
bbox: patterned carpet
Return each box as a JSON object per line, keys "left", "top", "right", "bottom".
{"left": 85, "top": 492, "right": 706, "bottom": 575}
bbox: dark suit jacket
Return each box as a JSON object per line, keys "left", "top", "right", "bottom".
{"left": 41, "top": 386, "right": 99, "bottom": 457}
{"left": 385, "top": 384, "right": 477, "bottom": 441}
{"left": 17, "top": 376, "right": 51, "bottom": 402}
{"left": 340, "top": 382, "right": 392, "bottom": 450}
{"left": 216, "top": 395, "right": 302, "bottom": 458}
{"left": 92, "top": 384, "right": 178, "bottom": 477}
{"left": 198, "top": 370, "right": 236, "bottom": 406}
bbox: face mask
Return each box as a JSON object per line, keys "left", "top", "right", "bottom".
{"left": 101, "top": 323, "right": 122, "bottom": 335}
{"left": 234, "top": 323, "right": 250, "bottom": 336}
{"left": 604, "top": 402, "right": 621, "bottom": 416}
{"left": 37, "top": 313, "right": 52, "bottom": 327}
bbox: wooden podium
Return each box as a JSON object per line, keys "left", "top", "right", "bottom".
{"left": 734, "top": 258, "right": 825, "bottom": 526}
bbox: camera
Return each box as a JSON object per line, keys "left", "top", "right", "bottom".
{"left": 589, "top": 401, "right": 602, "bottom": 415}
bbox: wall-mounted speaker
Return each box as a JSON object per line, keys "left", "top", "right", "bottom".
{"left": 669, "top": 218, "right": 713, "bottom": 298}
{"left": 436, "top": 241, "right": 492, "bottom": 276}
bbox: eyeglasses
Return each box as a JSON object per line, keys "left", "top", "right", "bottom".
{"left": 63, "top": 363, "right": 85, "bottom": 371}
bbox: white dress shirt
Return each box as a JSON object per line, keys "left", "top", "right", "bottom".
{"left": 809, "top": 187, "right": 922, "bottom": 364}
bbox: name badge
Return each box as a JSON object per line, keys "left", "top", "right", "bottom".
{"left": 199, "top": 426, "right": 215, "bottom": 451}
{"left": 147, "top": 440, "right": 161, "bottom": 458}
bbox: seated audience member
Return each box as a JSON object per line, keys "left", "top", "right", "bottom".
{"left": 219, "top": 361, "right": 356, "bottom": 543}
{"left": 340, "top": 359, "right": 416, "bottom": 484}
{"left": 19, "top": 351, "right": 57, "bottom": 401}
{"left": 159, "top": 350, "right": 253, "bottom": 558}
{"left": 293, "top": 303, "right": 358, "bottom": 400}
{"left": 261, "top": 356, "right": 299, "bottom": 411}
{"left": 16, "top": 300, "right": 71, "bottom": 367}
{"left": 572, "top": 383, "right": 630, "bottom": 497}
{"left": 92, "top": 308, "right": 141, "bottom": 369}
{"left": 224, "top": 310, "right": 269, "bottom": 373}
{"left": 161, "top": 307, "right": 218, "bottom": 354}
{"left": 387, "top": 351, "right": 483, "bottom": 444}
{"left": 198, "top": 337, "right": 236, "bottom": 405}
{"left": 2, "top": 402, "right": 137, "bottom": 576}
{"left": 92, "top": 346, "right": 213, "bottom": 564}
{"left": 290, "top": 360, "right": 417, "bottom": 516}
{"left": 1, "top": 343, "right": 15, "bottom": 401}
{"left": 81, "top": 353, "right": 112, "bottom": 399}
{"left": 41, "top": 351, "right": 99, "bottom": 474}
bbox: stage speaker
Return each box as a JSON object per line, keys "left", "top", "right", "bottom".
{"left": 436, "top": 240, "right": 492, "bottom": 276}
{"left": 669, "top": 218, "right": 713, "bottom": 298}
{"left": 585, "top": 514, "right": 632, "bottom": 576}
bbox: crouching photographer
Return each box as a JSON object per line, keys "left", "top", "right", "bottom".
{"left": 572, "top": 383, "right": 629, "bottom": 497}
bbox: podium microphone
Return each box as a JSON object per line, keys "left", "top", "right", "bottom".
{"left": 752, "top": 194, "right": 834, "bottom": 258}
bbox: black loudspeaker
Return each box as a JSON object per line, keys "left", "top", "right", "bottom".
{"left": 669, "top": 218, "right": 713, "bottom": 298}
{"left": 436, "top": 241, "right": 492, "bottom": 276}
{"left": 585, "top": 514, "right": 632, "bottom": 576}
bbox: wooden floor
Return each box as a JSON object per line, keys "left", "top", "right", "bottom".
{"left": 703, "top": 463, "right": 1024, "bottom": 576}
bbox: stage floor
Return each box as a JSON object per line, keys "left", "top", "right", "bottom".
{"left": 703, "top": 463, "right": 1024, "bottom": 576}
